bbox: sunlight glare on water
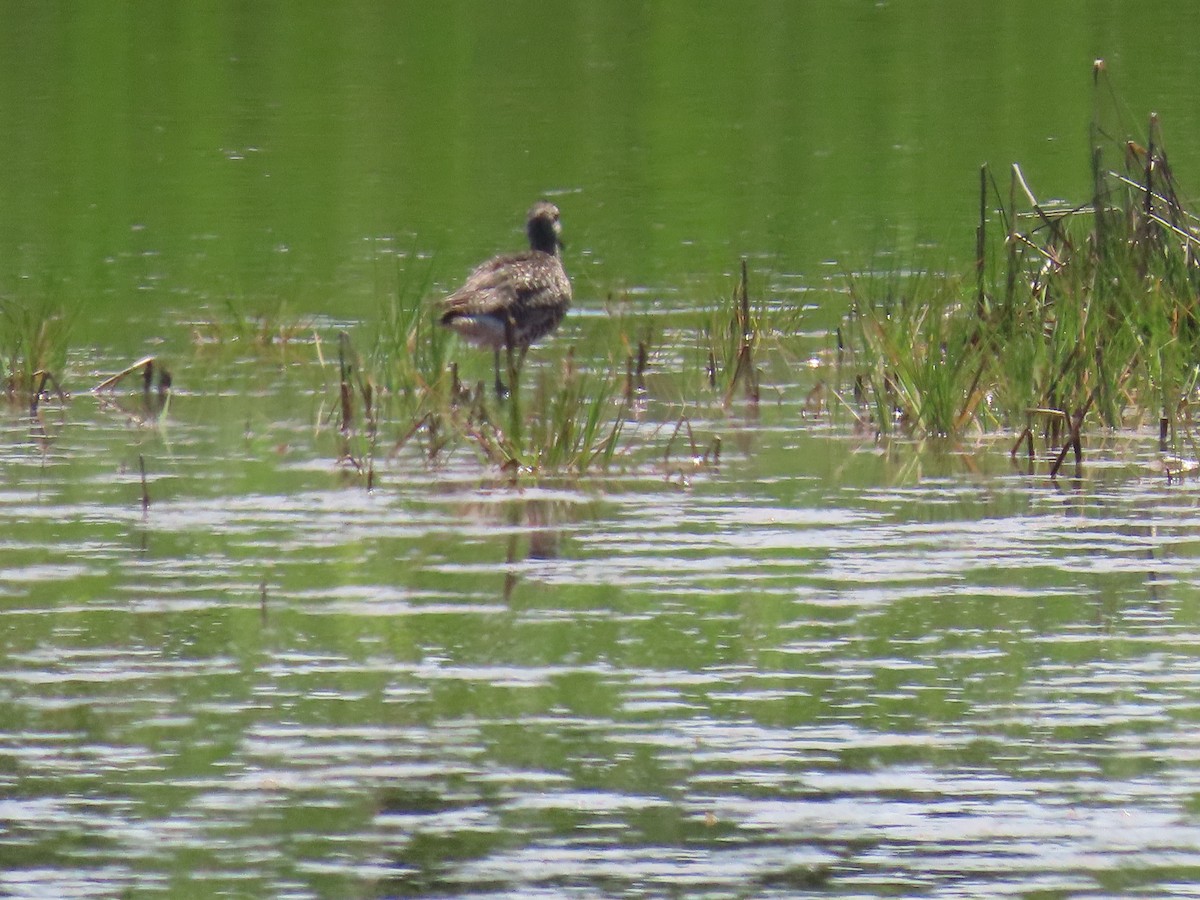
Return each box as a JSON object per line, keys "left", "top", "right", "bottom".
{"left": 6, "top": 357, "right": 1200, "bottom": 895}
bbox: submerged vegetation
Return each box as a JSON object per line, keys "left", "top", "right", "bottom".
{"left": 839, "top": 63, "right": 1200, "bottom": 474}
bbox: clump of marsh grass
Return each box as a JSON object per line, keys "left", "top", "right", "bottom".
{"left": 368, "top": 260, "right": 450, "bottom": 399}
{"left": 334, "top": 334, "right": 633, "bottom": 479}
{"left": 839, "top": 62, "right": 1200, "bottom": 473}
{"left": 331, "top": 331, "right": 379, "bottom": 485}
{"left": 840, "top": 265, "right": 991, "bottom": 438}
{"left": 464, "top": 359, "right": 629, "bottom": 475}
{"left": 701, "top": 259, "right": 762, "bottom": 406}
{"left": 1, "top": 297, "right": 73, "bottom": 413}
{"left": 327, "top": 256, "right": 752, "bottom": 482}
{"left": 191, "top": 294, "right": 315, "bottom": 357}
{"left": 330, "top": 267, "right": 636, "bottom": 479}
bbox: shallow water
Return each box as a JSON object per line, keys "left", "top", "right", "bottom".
{"left": 5, "top": 340, "right": 1200, "bottom": 898}
{"left": 7, "top": 3, "right": 1200, "bottom": 897}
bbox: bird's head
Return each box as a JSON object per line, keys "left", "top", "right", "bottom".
{"left": 527, "top": 201, "right": 564, "bottom": 255}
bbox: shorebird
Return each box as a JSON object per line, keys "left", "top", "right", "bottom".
{"left": 438, "top": 200, "right": 572, "bottom": 398}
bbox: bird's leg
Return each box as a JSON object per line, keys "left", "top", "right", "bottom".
{"left": 492, "top": 347, "right": 508, "bottom": 400}
{"left": 505, "top": 342, "right": 518, "bottom": 401}
{"left": 502, "top": 314, "right": 518, "bottom": 401}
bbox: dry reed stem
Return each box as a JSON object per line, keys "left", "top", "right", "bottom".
{"left": 1049, "top": 381, "right": 1106, "bottom": 479}
{"left": 337, "top": 333, "right": 354, "bottom": 435}
{"left": 30, "top": 370, "right": 67, "bottom": 416}
{"left": 976, "top": 164, "right": 988, "bottom": 314}
{"left": 94, "top": 356, "right": 157, "bottom": 392}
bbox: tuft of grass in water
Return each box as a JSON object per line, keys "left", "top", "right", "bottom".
{"left": 330, "top": 331, "right": 381, "bottom": 485}
{"left": 688, "top": 259, "right": 812, "bottom": 409}
{"left": 330, "top": 258, "right": 756, "bottom": 482}
{"left": 333, "top": 262, "right": 637, "bottom": 479}
{"left": 369, "top": 258, "right": 450, "bottom": 398}
{"left": 191, "top": 294, "right": 314, "bottom": 355}
{"left": 466, "top": 359, "right": 628, "bottom": 475}
{"left": 841, "top": 266, "right": 990, "bottom": 438}
{"left": 838, "top": 63, "right": 1200, "bottom": 471}
{"left": 1, "top": 296, "right": 74, "bottom": 411}
{"left": 700, "top": 259, "right": 762, "bottom": 406}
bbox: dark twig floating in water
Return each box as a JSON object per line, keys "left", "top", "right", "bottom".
{"left": 438, "top": 201, "right": 572, "bottom": 398}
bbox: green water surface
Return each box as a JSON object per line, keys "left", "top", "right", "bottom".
{"left": 6, "top": 3, "right": 1200, "bottom": 898}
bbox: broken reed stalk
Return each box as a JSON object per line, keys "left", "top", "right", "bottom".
{"left": 723, "top": 259, "right": 760, "bottom": 406}
{"left": 1049, "top": 399, "right": 1089, "bottom": 480}
{"left": 623, "top": 341, "right": 650, "bottom": 404}
{"left": 1012, "top": 422, "right": 1034, "bottom": 460}
{"left": 735, "top": 257, "right": 750, "bottom": 338}
{"left": 707, "top": 435, "right": 721, "bottom": 465}
{"left": 724, "top": 344, "right": 757, "bottom": 407}
{"left": 1004, "top": 162, "right": 1020, "bottom": 309}
{"left": 390, "top": 412, "right": 433, "bottom": 459}
{"left": 94, "top": 356, "right": 158, "bottom": 392}
{"left": 1048, "top": 353, "right": 1134, "bottom": 479}
{"left": 976, "top": 163, "right": 987, "bottom": 316}
{"left": 338, "top": 332, "right": 354, "bottom": 434}
{"left": 29, "top": 370, "right": 66, "bottom": 417}
{"left": 361, "top": 379, "right": 375, "bottom": 436}
{"left": 663, "top": 415, "right": 710, "bottom": 465}
{"left": 954, "top": 355, "right": 989, "bottom": 433}
{"left": 1142, "top": 113, "right": 1157, "bottom": 256}
{"left": 1010, "top": 408, "right": 1067, "bottom": 461}
{"left": 663, "top": 415, "right": 687, "bottom": 463}
{"left": 1041, "top": 230, "right": 1142, "bottom": 475}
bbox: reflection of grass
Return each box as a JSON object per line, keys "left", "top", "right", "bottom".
{"left": 1, "top": 296, "right": 73, "bottom": 409}
{"left": 838, "top": 64, "right": 1200, "bottom": 471}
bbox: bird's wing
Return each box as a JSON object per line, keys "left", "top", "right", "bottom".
{"left": 441, "top": 252, "right": 562, "bottom": 318}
